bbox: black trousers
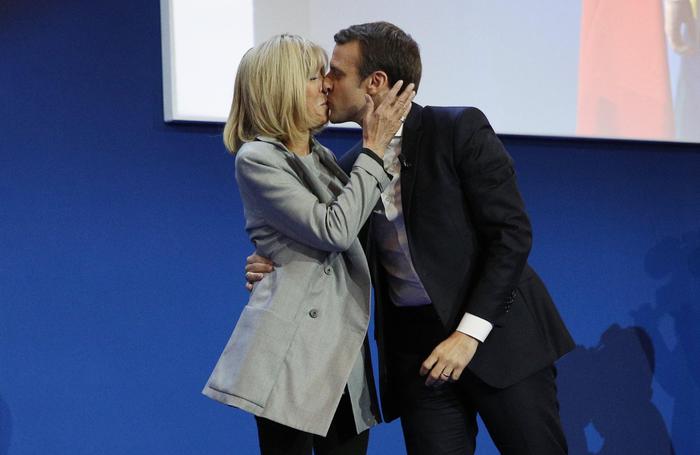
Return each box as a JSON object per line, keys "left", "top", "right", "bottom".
{"left": 386, "top": 304, "right": 568, "bottom": 455}
{"left": 255, "top": 392, "right": 369, "bottom": 455}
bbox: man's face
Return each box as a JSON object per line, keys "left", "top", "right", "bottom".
{"left": 323, "top": 41, "right": 369, "bottom": 125}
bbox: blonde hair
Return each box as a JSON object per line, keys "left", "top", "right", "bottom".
{"left": 223, "top": 34, "right": 328, "bottom": 153}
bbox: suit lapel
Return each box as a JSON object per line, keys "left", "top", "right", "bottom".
{"left": 399, "top": 103, "right": 423, "bottom": 223}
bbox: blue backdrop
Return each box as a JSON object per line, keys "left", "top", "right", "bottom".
{"left": 1, "top": 1, "right": 699, "bottom": 454}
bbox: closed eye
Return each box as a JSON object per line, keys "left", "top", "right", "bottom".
{"left": 327, "top": 66, "right": 344, "bottom": 79}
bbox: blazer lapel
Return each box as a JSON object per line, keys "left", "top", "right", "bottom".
{"left": 399, "top": 103, "right": 423, "bottom": 223}
{"left": 255, "top": 136, "right": 335, "bottom": 204}
{"left": 314, "top": 140, "right": 351, "bottom": 186}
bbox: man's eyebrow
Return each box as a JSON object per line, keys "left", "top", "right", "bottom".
{"left": 329, "top": 65, "right": 344, "bottom": 76}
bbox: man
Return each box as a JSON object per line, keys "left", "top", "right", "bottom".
{"left": 247, "top": 22, "right": 574, "bottom": 454}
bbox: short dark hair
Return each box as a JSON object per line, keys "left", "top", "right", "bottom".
{"left": 334, "top": 21, "right": 421, "bottom": 92}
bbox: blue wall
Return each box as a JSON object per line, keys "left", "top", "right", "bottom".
{"left": 1, "top": 1, "right": 699, "bottom": 454}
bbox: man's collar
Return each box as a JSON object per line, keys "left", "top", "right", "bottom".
{"left": 403, "top": 102, "right": 422, "bottom": 131}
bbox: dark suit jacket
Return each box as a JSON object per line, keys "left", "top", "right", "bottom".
{"left": 338, "top": 104, "right": 575, "bottom": 422}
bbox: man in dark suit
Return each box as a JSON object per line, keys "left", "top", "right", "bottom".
{"left": 247, "top": 21, "right": 574, "bottom": 454}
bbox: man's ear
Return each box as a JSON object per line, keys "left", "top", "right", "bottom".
{"left": 365, "top": 71, "right": 389, "bottom": 95}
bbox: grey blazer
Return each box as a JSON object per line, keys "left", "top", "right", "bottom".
{"left": 203, "top": 136, "right": 390, "bottom": 436}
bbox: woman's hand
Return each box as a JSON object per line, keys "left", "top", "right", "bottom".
{"left": 362, "top": 81, "right": 416, "bottom": 158}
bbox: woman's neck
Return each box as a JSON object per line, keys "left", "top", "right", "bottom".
{"left": 285, "top": 132, "right": 311, "bottom": 156}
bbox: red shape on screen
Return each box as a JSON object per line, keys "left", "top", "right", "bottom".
{"left": 577, "top": 0, "right": 674, "bottom": 140}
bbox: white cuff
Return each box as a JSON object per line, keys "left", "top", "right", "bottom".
{"left": 456, "top": 312, "right": 494, "bottom": 343}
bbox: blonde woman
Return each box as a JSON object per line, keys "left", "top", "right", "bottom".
{"left": 203, "top": 34, "right": 414, "bottom": 454}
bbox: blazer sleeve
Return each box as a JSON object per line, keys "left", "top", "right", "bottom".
{"left": 235, "top": 145, "right": 390, "bottom": 252}
{"left": 453, "top": 108, "right": 533, "bottom": 322}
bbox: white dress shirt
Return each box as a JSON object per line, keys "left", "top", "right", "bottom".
{"left": 371, "top": 127, "right": 493, "bottom": 342}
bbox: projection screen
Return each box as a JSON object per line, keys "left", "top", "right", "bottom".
{"left": 161, "top": 0, "right": 700, "bottom": 143}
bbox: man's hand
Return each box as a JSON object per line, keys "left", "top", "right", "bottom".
{"left": 419, "top": 331, "right": 479, "bottom": 387}
{"left": 244, "top": 253, "right": 274, "bottom": 291}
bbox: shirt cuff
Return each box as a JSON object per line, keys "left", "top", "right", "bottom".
{"left": 456, "top": 312, "right": 493, "bottom": 343}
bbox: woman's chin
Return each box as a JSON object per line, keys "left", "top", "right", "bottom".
{"left": 313, "top": 116, "right": 329, "bottom": 130}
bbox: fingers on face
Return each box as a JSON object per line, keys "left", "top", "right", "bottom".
{"left": 388, "top": 79, "right": 405, "bottom": 98}
{"left": 382, "top": 80, "right": 406, "bottom": 111}
{"left": 402, "top": 94, "right": 414, "bottom": 117}
{"left": 401, "top": 83, "right": 416, "bottom": 100}
{"left": 393, "top": 83, "right": 416, "bottom": 115}
{"left": 407, "top": 88, "right": 416, "bottom": 104}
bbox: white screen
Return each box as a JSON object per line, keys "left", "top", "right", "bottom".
{"left": 161, "top": 0, "right": 700, "bottom": 143}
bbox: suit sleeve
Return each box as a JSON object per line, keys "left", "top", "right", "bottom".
{"left": 235, "top": 146, "right": 390, "bottom": 252}
{"left": 337, "top": 141, "right": 364, "bottom": 175}
{"left": 454, "top": 108, "right": 532, "bottom": 322}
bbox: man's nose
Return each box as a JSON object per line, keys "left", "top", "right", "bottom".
{"left": 322, "top": 77, "right": 332, "bottom": 93}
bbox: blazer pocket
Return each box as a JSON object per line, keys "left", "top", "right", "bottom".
{"left": 207, "top": 306, "right": 297, "bottom": 408}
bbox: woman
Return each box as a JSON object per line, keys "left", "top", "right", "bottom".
{"left": 202, "top": 34, "right": 414, "bottom": 454}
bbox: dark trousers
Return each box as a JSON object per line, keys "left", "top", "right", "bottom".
{"left": 255, "top": 392, "right": 369, "bottom": 455}
{"left": 386, "top": 304, "right": 568, "bottom": 455}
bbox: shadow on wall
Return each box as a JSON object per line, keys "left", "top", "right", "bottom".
{"left": 0, "top": 394, "right": 10, "bottom": 455}
{"left": 558, "top": 325, "right": 675, "bottom": 454}
{"left": 558, "top": 229, "right": 700, "bottom": 454}
{"left": 631, "top": 230, "right": 700, "bottom": 455}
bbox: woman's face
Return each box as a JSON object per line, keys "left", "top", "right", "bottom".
{"left": 306, "top": 69, "right": 328, "bottom": 128}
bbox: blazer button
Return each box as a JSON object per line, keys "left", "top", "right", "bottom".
{"left": 324, "top": 266, "right": 332, "bottom": 275}
{"left": 309, "top": 309, "right": 319, "bottom": 318}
